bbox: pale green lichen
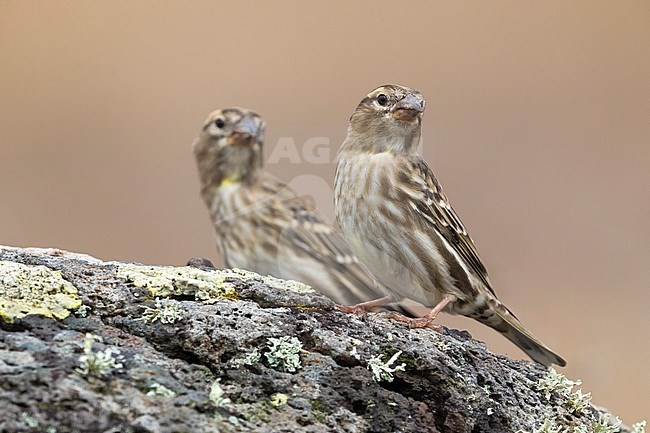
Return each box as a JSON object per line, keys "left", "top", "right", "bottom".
{"left": 226, "top": 416, "right": 241, "bottom": 425}
{"left": 349, "top": 346, "right": 361, "bottom": 361}
{"left": 567, "top": 388, "right": 592, "bottom": 414}
{"left": 146, "top": 382, "right": 176, "bottom": 397}
{"left": 19, "top": 413, "right": 56, "bottom": 433}
{"left": 75, "top": 304, "right": 91, "bottom": 318}
{"left": 20, "top": 412, "right": 39, "bottom": 428}
{"left": 233, "top": 348, "right": 262, "bottom": 367}
{"left": 265, "top": 336, "right": 302, "bottom": 372}
{"left": 529, "top": 370, "right": 622, "bottom": 433}
{"left": 367, "top": 350, "right": 406, "bottom": 383}
{"left": 537, "top": 369, "right": 593, "bottom": 416}
{"left": 593, "top": 412, "right": 622, "bottom": 433}
{"left": 137, "top": 298, "right": 185, "bottom": 324}
{"left": 0, "top": 261, "right": 81, "bottom": 323}
{"left": 537, "top": 368, "right": 582, "bottom": 400}
{"left": 525, "top": 418, "right": 564, "bottom": 433}
{"left": 520, "top": 412, "right": 629, "bottom": 433}
{"left": 76, "top": 333, "right": 124, "bottom": 378}
{"left": 270, "top": 393, "right": 288, "bottom": 407}
{"left": 209, "top": 379, "right": 231, "bottom": 408}
{"left": 632, "top": 421, "right": 647, "bottom": 433}
{"left": 348, "top": 337, "right": 363, "bottom": 360}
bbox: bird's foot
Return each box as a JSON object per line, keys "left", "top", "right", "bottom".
{"left": 384, "top": 312, "right": 446, "bottom": 333}
{"left": 336, "top": 304, "right": 368, "bottom": 315}
{"left": 336, "top": 295, "right": 394, "bottom": 315}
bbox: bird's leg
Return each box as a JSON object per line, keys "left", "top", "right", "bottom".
{"left": 336, "top": 296, "right": 393, "bottom": 315}
{"left": 411, "top": 294, "right": 454, "bottom": 328}
{"left": 386, "top": 295, "right": 455, "bottom": 333}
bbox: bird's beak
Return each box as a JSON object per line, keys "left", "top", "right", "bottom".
{"left": 227, "top": 116, "right": 257, "bottom": 146}
{"left": 391, "top": 94, "right": 423, "bottom": 122}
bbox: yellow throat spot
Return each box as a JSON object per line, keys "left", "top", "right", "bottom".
{"left": 219, "top": 176, "right": 240, "bottom": 187}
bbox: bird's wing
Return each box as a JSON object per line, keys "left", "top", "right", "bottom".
{"left": 258, "top": 176, "right": 387, "bottom": 304}
{"left": 407, "top": 158, "right": 495, "bottom": 295}
{"left": 284, "top": 200, "right": 389, "bottom": 304}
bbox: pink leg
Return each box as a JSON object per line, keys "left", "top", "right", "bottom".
{"left": 386, "top": 295, "right": 454, "bottom": 332}
{"left": 336, "top": 296, "right": 393, "bottom": 315}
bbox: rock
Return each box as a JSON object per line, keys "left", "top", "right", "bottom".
{"left": 0, "top": 246, "right": 632, "bottom": 433}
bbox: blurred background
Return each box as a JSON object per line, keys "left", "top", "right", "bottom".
{"left": 1, "top": 0, "right": 648, "bottom": 422}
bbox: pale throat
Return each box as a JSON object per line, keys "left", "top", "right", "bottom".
{"left": 350, "top": 127, "right": 421, "bottom": 155}
{"left": 218, "top": 147, "right": 262, "bottom": 187}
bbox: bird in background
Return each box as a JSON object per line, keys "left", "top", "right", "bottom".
{"left": 334, "top": 85, "right": 566, "bottom": 367}
{"left": 192, "top": 107, "right": 415, "bottom": 313}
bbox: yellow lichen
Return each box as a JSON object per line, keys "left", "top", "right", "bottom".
{"left": 116, "top": 264, "right": 238, "bottom": 302}
{"left": 115, "top": 264, "right": 312, "bottom": 303}
{"left": 270, "top": 393, "right": 288, "bottom": 407}
{"left": 0, "top": 261, "right": 81, "bottom": 323}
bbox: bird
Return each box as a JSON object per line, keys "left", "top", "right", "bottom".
{"left": 192, "top": 107, "right": 416, "bottom": 313}
{"left": 334, "top": 85, "right": 566, "bottom": 367}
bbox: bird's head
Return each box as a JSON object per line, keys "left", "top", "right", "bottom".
{"left": 193, "top": 107, "right": 266, "bottom": 188}
{"left": 345, "top": 84, "right": 425, "bottom": 154}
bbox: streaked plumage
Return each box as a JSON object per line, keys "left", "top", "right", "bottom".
{"left": 192, "top": 107, "right": 414, "bottom": 311}
{"left": 334, "top": 85, "right": 566, "bottom": 367}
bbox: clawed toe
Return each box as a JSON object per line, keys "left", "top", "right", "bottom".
{"left": 408, "top": 316, "right": 435, "bottom": 328}
{"left": 384, "top": 312, "right": 446, "bottom": 333}
{"left": 410, "top": 318, "right": 445, "bottom": 333}
{"left": 336, "top": 296, "right": 394, "bottom": 315}
{"left": 384, "top": 311, "right": 411, "bottom": 323}
{"left": 336, "top": 304, "right": 368, "bottom": 315}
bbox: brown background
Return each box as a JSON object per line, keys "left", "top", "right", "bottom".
{"left": 1, "top": 0, "right": 648, "bottom": 423}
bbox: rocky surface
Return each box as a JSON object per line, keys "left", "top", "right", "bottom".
{"left": 0, "top": 246, "right": 634, "bottom": 433}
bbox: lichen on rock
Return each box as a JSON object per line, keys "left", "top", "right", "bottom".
{"left": 115, "top": 264, "right": 239, "bottom": 302}
{"left": 0, "top": 260, "right": 81, "bottom": 323}
{"left": 0, "top": 247, "right": 641, "bottom": 433}
{"left": 227, "top": 267, "right": 313, "bottom": 293}
{"left": 115, "top": 264, "right": 312, "bottom": 304}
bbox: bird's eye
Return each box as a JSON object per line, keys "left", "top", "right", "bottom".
{"left": 377, "top": 94, "right": 388, "bottom": 106}
{"left": 214, "top": 118, "right": 226, "bottom": 128}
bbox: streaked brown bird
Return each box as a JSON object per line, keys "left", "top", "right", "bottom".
{"left": 334, "top": 85, "right": 566, "bottom": 367}
{"left": 192, "top": 107, "right": 414, "bottom": 313}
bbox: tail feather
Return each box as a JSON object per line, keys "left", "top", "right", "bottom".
{"left": 478, "top": 303, "right": 566, "bottom": 367}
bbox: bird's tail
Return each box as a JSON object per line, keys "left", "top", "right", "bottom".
{"left": 475, "top": 302, "right": 566, "bottom": 367}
